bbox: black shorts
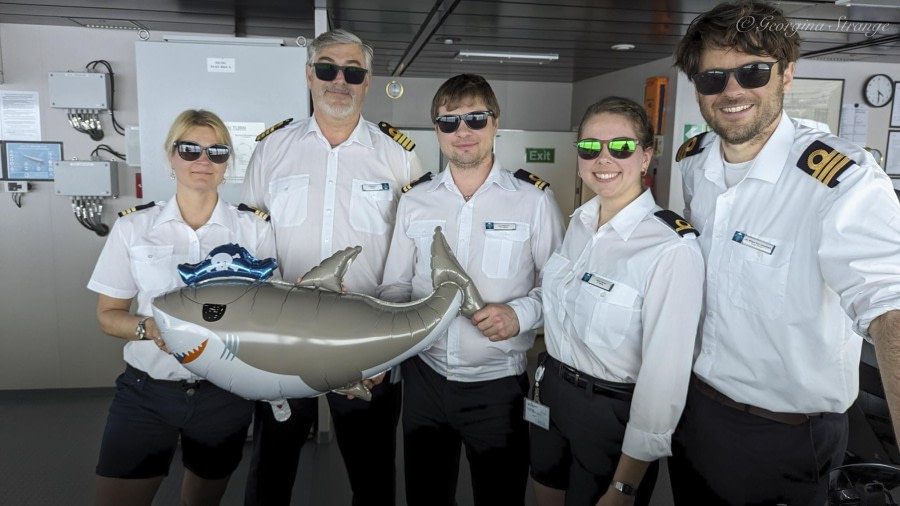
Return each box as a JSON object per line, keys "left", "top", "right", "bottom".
{"left": 95, "top": 365, "right": 253, "bottom": 479}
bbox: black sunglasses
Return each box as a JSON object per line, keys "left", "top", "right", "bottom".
{"left": 310, "top": 62, "right": 368, "bottom": 85}
{"left": 691, "top": 61, "right": 780, "bottom": 96}
{"left": 174, "top": 141, "right": 231, "bottom": 164}
{"left": 575, "top": 138, "right": 640, "bottom": 160}
{"left": 434, "top": 110, "right": 495, "bottom": 134}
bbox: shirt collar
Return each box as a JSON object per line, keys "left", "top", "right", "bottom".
{"left": 703, "top": 110, "right": 794, "bottom": 187}
{"left": 578, "top": 189, "right": 656, "bottom": 241}
{"left": 428, "top": 158, "right": 514, "bottom": 194}
{"left": 305, "top": 114, "right": 373, "bottom": 149}
{"left": 152, "top": 196, "right": 230, "bottom": 229}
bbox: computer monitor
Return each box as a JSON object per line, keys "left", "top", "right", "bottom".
{"left": 1, "top": 141, "right": 64, "bottom": 181}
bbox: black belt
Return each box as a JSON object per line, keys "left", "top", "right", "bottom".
{"left": 692, "top": 376, "right": 822, "bottom": 426}
{"left": 126, "top": 364, "right": 205, "bottom": 392}
{"left": 546, "top": 355, "right": 634, "bottom": 402}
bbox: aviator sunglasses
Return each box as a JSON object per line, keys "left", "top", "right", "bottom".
{"left": 434, "top": 110, "right": 495, "bottom": 134}
{"left": 310, "top": 62, "right": 369, "bottom": 85}
{"left": 174, "top": 141, "right": 231, "bottom": 164}
{"left": 691, "top": 61, "right": 780, "bottom": 96}
{"left": 575, "top": 138, "right": 640, "bottom": 160}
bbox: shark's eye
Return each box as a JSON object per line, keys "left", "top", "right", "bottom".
{"left": 203, "top": 303, "right": 226, "bottom": 322}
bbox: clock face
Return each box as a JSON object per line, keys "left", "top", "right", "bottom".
{"left": 865, "top": 74, "right": 894, "bottom": 108}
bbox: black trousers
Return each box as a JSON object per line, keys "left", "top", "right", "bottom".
{"left": 402, "top": 356, "right": 530, "bottom": 506}
{"left": 244, "top": 376, "right": 402, "bottom": 506}
{"left": 669, "top": 382, "right": 848, "bottom": 506}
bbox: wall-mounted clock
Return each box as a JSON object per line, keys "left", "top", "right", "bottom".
{"left": 864, "top": 74, "right": 894, "bottom": 108}
{"left": 385, "top": 80, "right": 404, "bottom": 100}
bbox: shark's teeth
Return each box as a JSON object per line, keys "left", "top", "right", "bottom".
{"left": 179, "top": 339, "right": 208, "bottom": 364}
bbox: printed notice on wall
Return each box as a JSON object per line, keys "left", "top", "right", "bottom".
{"left": 224, "top": 121, "right": 265, "bottom": 182}
{"left": 207, "top": 57, "right": 236, "bottom": 73}
{"left": 0, "top": 91, "right": 41, "bottom": 140}
{"left": 839, "top": 104, "right": 868, "bottom": 146}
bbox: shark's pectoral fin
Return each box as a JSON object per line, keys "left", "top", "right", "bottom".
{"left": 269, "top": 398, "right": 292, "bottom": 422}
{"left": 332, "top": 381, "right": 373, "bottom": 402}
{"left": 297, "top": 246, "right": 362, "bottom": 293}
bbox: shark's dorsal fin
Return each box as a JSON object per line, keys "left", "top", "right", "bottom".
{"left": 297, "top": 246, "right": 362, "bottom": 293}
{"left": 431, "top": 227, "right": 485, "bottom": 318}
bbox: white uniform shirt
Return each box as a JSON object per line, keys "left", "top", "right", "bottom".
{"left": 542, "top": 190, "right": 704, "bottom": 461}
{"left": 240, "top": 115, "right": 424, "bottom": 294}
{"left": 87, "top": 198, "right": 276, "bottom": 380}
{"left": 378, "top": 162, "right": 564, "bottom": 381}
{"left": 681, "top": 111, "right": 900, "bottom": 414}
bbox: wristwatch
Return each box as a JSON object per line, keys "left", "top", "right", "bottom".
{"left": 135, "top": 316, "right": 151, "bottom": 340}
{"left": 613, "top": 480, "right": 637, "bottom": 496}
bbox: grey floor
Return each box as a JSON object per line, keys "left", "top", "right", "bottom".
{"left": 0, "top": 350, "right": 674, "bottom": 505}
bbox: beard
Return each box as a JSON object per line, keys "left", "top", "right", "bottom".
{"left": 315, "top": 85, "right": 360, "bottom": 120}
{"left": 702, "top": 79, "right": 784, "bottom": 145}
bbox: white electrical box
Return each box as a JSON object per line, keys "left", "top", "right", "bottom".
{"left": 53, "top": 160, "right": 119, "bottom": 196}
{"left": 48, "top": 72, "right": 111, "bottom": 109}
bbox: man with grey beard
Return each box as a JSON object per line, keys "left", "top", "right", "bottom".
{"left": 669, "top": 2, "right": 900, "bottom": 504}
{"left": 241, "top": 29, "right": 423, "bottom": 506}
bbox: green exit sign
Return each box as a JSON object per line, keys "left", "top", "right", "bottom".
{"left": 525, "top": 148, "right": 555, "bottom": 163}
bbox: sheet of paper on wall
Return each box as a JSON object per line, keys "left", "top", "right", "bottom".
{"left": 886, "top": 131, "right": 900, "bottom": 178}
{"left": 839, "top": 104, "right": 868, "bottom": 146}
{"left": 0, "top": 91, "right": 41, "bottom": 141}
{"left": 224, "top": 121, "right": 265, "bottom": 183}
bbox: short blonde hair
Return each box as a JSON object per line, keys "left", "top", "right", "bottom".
{"left": 164, "top": 109, "right": 232, "bottom": 156}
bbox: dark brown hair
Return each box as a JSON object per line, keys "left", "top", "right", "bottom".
{"left": 430, "top": 74, "right": 500, "bottom": 121}
{"left": 674, "top": 1, "right": 800, "bottom": 78}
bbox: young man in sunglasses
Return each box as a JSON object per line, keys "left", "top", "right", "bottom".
{"left": 377, "top": 74, "right": 564, "bottom": 506}
{"left": 240, "top": 29, "right": 423, "bottom": 506}
{"left": 669, "top": 2, "right": 900, "bottom": 504}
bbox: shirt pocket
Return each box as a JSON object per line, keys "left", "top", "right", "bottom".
{"left": 575, "top": 277, "right": 639, "bottom": 350}
{"left": 728, "top": 235, "right": 794, "bottom": 319}
{"left": 481, "top": 223, "right": 530, "bottom": 279}
{"left": 268, "top": 174, "right": 309, "bottom": 227}
{"left": 129, "top": 245, "right": 175, "bottom": 294}
{"left": 406, "top": 219, "right": 446, "bottom": 266}
{"left": 349, "top": 179, "right": 395, "bottom": 235}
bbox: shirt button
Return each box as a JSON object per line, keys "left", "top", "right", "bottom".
{"left": 707, "top": 311, "right": 713, "bottom": 317}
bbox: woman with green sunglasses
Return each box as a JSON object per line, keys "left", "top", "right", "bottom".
{"left": 529, "top": 96, "right": 705, "bottom": 506}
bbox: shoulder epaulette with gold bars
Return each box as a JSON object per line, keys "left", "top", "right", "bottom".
{"left": 238, "top": 203, "right": 271, "bottom": 222}
{"left": 117, "top": 201, "right": 156, "bottom": 217}
{"left": 255, "top": 118, "right": 293, "bottom": 142}
{"left": 796, "top": 140, "right": 856, "bottom": 188}
{"left": 676, "top": 132, "right": 710, "bottom": 162}
{"left": 514, "top": 169, "right": 549, "bottom": 191}
{"left": 402, "top": 172, "right": 433, "bottom": 193}
{"left": 378, "top": 121, "right": 416, "bottom": 151}
{"left": 654, "top": 210, "right": 699, "bottom": 237}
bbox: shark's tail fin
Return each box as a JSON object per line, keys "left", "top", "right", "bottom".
{"left": 430, "top": 226, "right": 485, "bottom": 318}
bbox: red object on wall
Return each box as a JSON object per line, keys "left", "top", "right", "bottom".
{"left": 136, "top": 172, "right": 143, "bottom": 199}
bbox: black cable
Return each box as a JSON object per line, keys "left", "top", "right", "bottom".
{"left": 85, "top": 60, "right": 125, "bottom": 136}
{"left": 91, "top": 144, "right": 126, "bottom": 161}
{"left": 11, "top": 193, "right": 22, "bottom": 208}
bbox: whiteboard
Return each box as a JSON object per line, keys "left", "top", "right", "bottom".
{"left": 135, "top": 40, "right": 309, "bottom": 203}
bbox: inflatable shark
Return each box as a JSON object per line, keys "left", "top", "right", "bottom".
{"left": 151, "top": 227, "right": 483, "bottom": 418}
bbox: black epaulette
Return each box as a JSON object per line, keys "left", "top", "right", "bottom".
{"left": 796, "top": 140, "right": 856, "bottom": 188}
{"left": 238, "top": 203, "right": 271, "bottom": 222}
{"left": 514, "top": 169, "right": 549, "bottom": 191}
{"left": 402, "top": 172, "right": 433, "bottom": 193}
{"left": 117, "top": 201, "right": 156, "bottom": 217}
{"left": 378, "top": 121, "right": 416, "bottom": 151}
{"left": 654, "top": 210, "right": 699, "bottom": 237}
{"left": 255, "top": 118, "right": 293, "bottom": 142}
{"left": 676, "top": 132, "right": 710, "bottom": 162}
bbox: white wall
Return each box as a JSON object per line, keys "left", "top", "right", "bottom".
{"left": 0, "top": 23, "right": 574, "bottom": 390}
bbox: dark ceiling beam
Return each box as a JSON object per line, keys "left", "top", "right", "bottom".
{"left": 801, "top": 33, "right": 900, "bottom": 59}
{"left": 391, "top": 0, "right": 461, "bottom": 76}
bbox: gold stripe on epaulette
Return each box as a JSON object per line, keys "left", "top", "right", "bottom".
{"left": 255, "top": 118, "right": 293, "bottom": 142}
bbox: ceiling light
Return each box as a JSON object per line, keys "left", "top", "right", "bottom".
{"left": 611, "top": 43, "right": 635, "bottom": 51}
{"left": 455, "top": 51, "right": 559, "bottom": 63}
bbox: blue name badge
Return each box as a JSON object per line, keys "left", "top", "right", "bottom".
{"left": 485, "top": 222, "right": 516, "bottom": 231}
{"left": 362, "top": 183, "right": 390, "bottom": 191}
{"left": 732, "top": 231, "right": 775, "bottom": 255}
{"left": 581, "top": 273, "right": 614, "bottom": 292}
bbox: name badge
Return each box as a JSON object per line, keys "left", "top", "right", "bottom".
{"left": 524, "top": 398, "right": 550, "bottom": 430}
{"left": 362, "top": 183, "right": 390, "bottom": 191}
{"left": 581, "top": 273, "right": 614, "bottom": 292}
{"left": 485, "top": 222, "right": 516, "bottom": 231}
{"left": 732, "top": 231, "right": 775, "bottom": 255}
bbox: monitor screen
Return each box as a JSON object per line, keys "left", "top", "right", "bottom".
{"left": 1, "top": 141, "right": 64, "bottom": 181}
